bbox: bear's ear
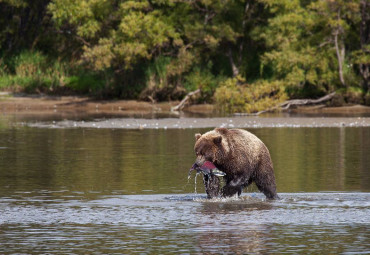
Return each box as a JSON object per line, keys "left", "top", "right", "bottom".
{"left": 195, "top": 133, "right": 202, "bottom": 141}
{"left": 213, "top": 136, "right": 222, "bottom": 145}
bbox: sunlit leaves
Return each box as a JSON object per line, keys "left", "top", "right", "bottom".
{"left": 3, "top": 0, "right": 366, "bottom": 102}
{"left": 50, "top": 0, "right": 183, "bottom": 70}
{"left": 352, "top": 46, "right": 370, "bottom": 65}
{"left": 81, "top": 38, "right": 114, "bottom": 70}
{"left": 254, "top": 0, "right": 363, "bottom": 93}
{"left": 214, "top": 76, "right": 288, "bottom": 113}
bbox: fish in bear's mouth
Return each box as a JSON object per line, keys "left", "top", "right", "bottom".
{"left": 188, "top": 161, "right": 226, "bottom": 178}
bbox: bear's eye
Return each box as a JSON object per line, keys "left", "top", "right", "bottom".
{"left": 196, "top": 151, "right": 202, "bottom": 156}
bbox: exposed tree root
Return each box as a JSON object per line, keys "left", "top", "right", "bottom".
{"left": 171, "top": 89, "right": 201, "bottom": 111}
{"left": 234, "top": 92, "right": 337, "bottom": 116}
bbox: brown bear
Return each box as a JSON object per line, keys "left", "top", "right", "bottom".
{"left": 193, "top": 128, "right": 279, "bottom": 199}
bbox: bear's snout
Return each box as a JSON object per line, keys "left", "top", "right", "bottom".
{"left": 195, "top": 155, "right": 206, "bottom": 168}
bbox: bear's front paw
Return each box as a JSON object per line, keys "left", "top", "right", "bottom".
{"left": 203, "top": 174, "right": 220, "bottom": 199}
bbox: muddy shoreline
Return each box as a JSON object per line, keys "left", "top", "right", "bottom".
{"left": 1, "top": 94, "right": 370, "bottom": 129}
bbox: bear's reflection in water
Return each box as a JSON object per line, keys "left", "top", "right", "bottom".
{"left": 194, "top": 199, "right": 274, "bottom": 254}
{"left": 196, "top": 226, "right": 273, "bottom": 254}
{"left": 200, "top": 199, "right": 273, "bottom": 213}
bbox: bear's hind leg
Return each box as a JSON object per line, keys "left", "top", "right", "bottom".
{"left": 254, "top": 155, "right": 280, "bottom": 200}
{"left": 221, "top": 176, "right": 245, "bottom": 197}
{"left": 254, "top": 176, "right": 279, "bottom": 200}
{"left": 221, "top": 185, "right": 241, "bottom": 197}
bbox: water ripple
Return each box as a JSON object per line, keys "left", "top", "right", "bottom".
{"left": 1, "top": 192, "right": 369, "bottom": 254}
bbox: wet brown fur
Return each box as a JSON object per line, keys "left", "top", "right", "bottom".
{"left": 194, "top": 128, "right": 279, "bottom": 199}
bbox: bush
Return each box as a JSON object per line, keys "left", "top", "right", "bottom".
{"left": 0, "top": 51, "right": 63, "bottom": 92}
{"left": 214, "top": 77, "right": 288, "bottom": 113}
{"left": 0, "top": 51, "right": 107, "bottom": 95}
{"left": 365, "top": 92, "right": 370, "bottom": 106}
{"left": 285, "top": 83, "right": 326, "bottom": 99}
{"left": 145, "top": 56, "right": 172, "bottom": 89}
{"left": 184, "top": 66, "right": 226, "bottom": 102}
{"left": 64, "top": 73, "right": 105, "bottom": 94}
{"left": 140, "top": 56, "right": 186, "bottom": 101}
{"left": 344, "top": 87, "right": 365, "bottom": 105}
{"left": 329, "top": 87, "right": 366, "bottom": 106}
{"left": 141, "top": 54, "right": 225, "bottom": 102}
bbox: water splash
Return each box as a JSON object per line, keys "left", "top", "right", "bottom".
{"left": 194, "top": 172, "right": 202, "bottom": 194}
{"left": 187, "top": 170, "right": 201, "bottom": 194}
{"left": 193, "top": 194, "right": 256, "bottom": 203}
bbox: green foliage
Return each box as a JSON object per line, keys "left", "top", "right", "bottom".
{"left": 334, "top": 86, "right": 366, "bottom": 105}
{"left": 0, "top": 51, "right": 106, "bottom": 94}
{"left": 49, "top": 0, "right": 181, "bottom": 71}
{"left": 254, "top": 0, "right": 363, "bottom": 95}
{"left": 213, "top": 76, "right": 248, "bottom": 113}
{"left": 0, "top": 51, "right": 61, "bottom": 92}
{"left": 145, "top": 56, "right": 173, "bottom": 90}
{"left": 365, "top": 91, "right": 370, "bottom": 106}
{"left": 285, "top": 83, "right": 326, "bottom": 99}
{"left": 46, "top": 0, "right": 269, "bottom": 99}
{"left": 0, "top": 0, "right": 368, "bottom": 109}
{"left": 214, "top": 76, "right": 287, "bottom": 113}
{"left": 64, "top": 73, "right": 105, "bottom": 94}
{"left": 184, "top": 65, "right": 226, "bottom": 101}
{"left": 351, "top": 45, "right": 370, "bottom": 67}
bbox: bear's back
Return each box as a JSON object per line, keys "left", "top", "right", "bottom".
{"left": 224, "top": 128, "right": 264, "bottom": 156}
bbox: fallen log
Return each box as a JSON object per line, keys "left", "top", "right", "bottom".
{"left": 171, "top": 89, "right": 200, "bottom": 112}
{"left": 234, "top": 92, "right": 337, "bottom": 116}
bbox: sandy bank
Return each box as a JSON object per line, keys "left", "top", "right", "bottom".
{"left": 0, "top": 94, "right": 217, "bottom": 119}
{"left": 2, "top": 94, "right": 370, "bottom": 116}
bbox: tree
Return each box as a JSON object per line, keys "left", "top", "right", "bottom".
{"left": 254, "top": 0, "right": 363, "bottom": 96}
{"left": 254, "top": 0, "right": 330, "bottom": 92}
{"left": 49, "top": 0, "right": 178, "bottom": 71}
{"left": 309, "top": 0, "right": 361, "bottom": 88}
{"left": 48, "top": 0, "right": 266, "bottom": 98}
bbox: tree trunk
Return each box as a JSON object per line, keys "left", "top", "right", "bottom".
{"left": 334, "top": 30, "right": 346, "bottom": 87}
{"left": 228, "top": 47, "right": 239, "bottom": 77}
{"left": 333, "top": 9, "right": 346, "bottom": 88}
{"left": 237, "top": 2, "right": 250, "bottom": 68}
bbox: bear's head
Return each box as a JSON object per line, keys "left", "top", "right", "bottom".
{"left": 194, "top": 129, "right": 229, "bottom": 168}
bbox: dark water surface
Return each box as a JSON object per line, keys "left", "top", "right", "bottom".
{"left": 0, "top": 126, "right": 369, "bottom": 254}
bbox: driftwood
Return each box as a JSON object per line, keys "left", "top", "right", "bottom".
{"left": 234, "top": 92, "right": 337, "bottom": 116}
{"left": 171, "top": 89, "right": 201, "bottom": 112}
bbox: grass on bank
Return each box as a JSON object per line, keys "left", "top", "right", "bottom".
{"left": 0, "top": 51, "right": 105, "bottom": 95}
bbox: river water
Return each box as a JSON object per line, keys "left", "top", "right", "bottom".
{"left": 0, "top": 117, "right": 369, "bottom": 254}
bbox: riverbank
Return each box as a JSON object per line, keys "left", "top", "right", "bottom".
{"left": 0, "top": 93, "right": 216, "bottom": 117}
{"left": 1, "top": 93, "right": 370, "bottom": 121}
